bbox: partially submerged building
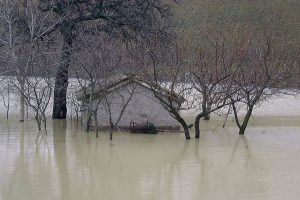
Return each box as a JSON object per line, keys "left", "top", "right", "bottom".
{"left": 76, "top": 75, "right": 184, "bottom": 133}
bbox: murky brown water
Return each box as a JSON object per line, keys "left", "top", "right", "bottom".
{"left": 1, "top": 117, "right": 300, "bottom": 200}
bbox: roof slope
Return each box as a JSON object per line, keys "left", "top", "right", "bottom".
{"left": 76, "top": 74, "right": 185, "bottom": 104}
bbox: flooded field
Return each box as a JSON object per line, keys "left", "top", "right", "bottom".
{"left": 1, "top": 116, "right": 300, "bottom": 200}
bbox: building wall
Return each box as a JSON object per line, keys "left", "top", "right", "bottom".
{"left": 82, "top": 83, "right": 180, "bottom": 130}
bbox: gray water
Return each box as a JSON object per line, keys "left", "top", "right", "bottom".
{"left": 1, "top": 117, "right": 300, "bottom": 200}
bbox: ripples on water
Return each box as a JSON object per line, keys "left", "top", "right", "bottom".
{"left": 0, "top": 117, "right": 300, "bottom": 200}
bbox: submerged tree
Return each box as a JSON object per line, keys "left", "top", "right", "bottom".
{"left": 0, "top": 0, "right": 59, "bottom": 121}
{"left": 18, "top": 71, "right": 54, "bottom": 131}
{"left": 188, "top": 28, "right": 251, "bottom": 138}
{"left": 38, "top": 0, "right": 175, "bottom": 119}
{"left": 231, "top": 31, "right": 298, "bottom": 135}
{"left": 0, "top": 77, "right": 11, "bottom": 119}
{"left": 129, "top": 39, "right": 192, "bottom": 139}
{"left": 73, "top": 32, "right": 137, "bottom": 139}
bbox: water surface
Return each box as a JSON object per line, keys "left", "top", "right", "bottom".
{"left": 1, "top": 117, "right": 300, "bottom": 200}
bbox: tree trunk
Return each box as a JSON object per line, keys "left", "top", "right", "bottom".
{"left": 204, "top": 113, "right": 210, "bottom": 120}
{"left": 35, "top": 114, "right": 42, "bottom": 131}
{"left": 52, "top": 29, "right": 73, "bottom": 119}
{"left": 110, "top": 122, "right": 114, "bottom": 140}
{"left": 195, "top": 114, "right": 203, "bottom": 139}
{"left": 204, "top": 102, "right": 212, "bottom": 120}
{"left": 171, "top": 111, "right": 190, "bottom": 139}
{"left": 222, "top": 105, "right": 231, "bottom": 128}
{"left": 42, "top": 113, "right": 47, "bottom": 131}
{"left": 183, "top": 125, "right": 190, "bottom": 140}
{"left": 6, "top": 82, "right": 10, "bottom": 119}
{"left": 76, "top": 110, "right": 79, "bottom": 123}
{"left": 239, "top": 106, "right": 253, "bottom": 135}
{"left": 84, "top": 112, "right": 92, "bottom": 132}
{"left": 93, "top": 113, "right": 99, "bottom": 138}
{"left": 19, "top": 79, "right": 25, "bottom": 122}
{"left": 202, "top": 92, "right": 210, "bottom": 120}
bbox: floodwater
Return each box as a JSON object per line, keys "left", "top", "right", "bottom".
{"left": 1, "top": 117, "right": 300, "bottom": 200}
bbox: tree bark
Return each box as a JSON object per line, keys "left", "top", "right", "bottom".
{"left": 202, "top": 92, "right": 210, "bottom": 120}
{"left": 175, "top": 114, "right": 190, "bottom": 140}
{"left": 52, "top": 29, "right": 73, "bottom": 119}
{"left": 110, "top": 122, "right": 114, "bottom": 140}
{"left": 239, "top": 105, "right": 254, "bottom": 135}
{"left": 204, "top": 113, "right": 210, "bottom": 120}
{"left": 6, "top": 83, "right": 10, "bottom": 119}
{"left": 94, "top": 113, "right": 99, "bottom": 138}
{"left": 204, "top": 102, "right": 212, "bottom": 120}
{"left": 183, "top": 125, "right": 190, "bottom": 140}
{"left": 35, "top": 114, "right": 42, "bottom": 131}
{"left": 19, "top": 79, "right": 25, "bottom": 122}
{"left": 42, "top": 113, "right": 47, "bottom": 131}
{"left": 84, "top": 112, "right": 92, "bottom": 132}
{"left": 195, "top": 113, "right": 203, "bottom": 139}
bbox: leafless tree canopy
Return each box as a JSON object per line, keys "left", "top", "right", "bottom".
{"left": 0, "top": 1, "right": 299, "bottom": 139}
{"left": 35, "top": 0, "right": 177, "bottom": 119}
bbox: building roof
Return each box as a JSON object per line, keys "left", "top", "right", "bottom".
{"left": 75, "top": 74, "right": 185, "bottom": 104}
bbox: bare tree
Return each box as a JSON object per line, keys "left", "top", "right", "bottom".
{"left": 129, "top": 40, "right": 192, "bottom": 139}
{"left": 231, "top": 31, "right": 298, "bottom": 135}
{"left": 0, "top": 77, "right": 11, "bottom": 119}
{"left": 102, "top": 81, "right": 137, "bottom": 140}
{"left": 18, "top": 74, "right": 53, "bottom": 131}
{"left": 0, "top": 0, "right": 27, "bottom": 121}
{"left": 76, "top": 71, "right": 137, "bottom": 140}
{"left": 0, "top": 0, "right": 59, "bottom": 121}
{"left": 11, "top": 48, "right": 55, "bottom": 131}
{"left": 38, "top": 0, "right": 176, "bottom": 119}
{"left": 73, "top": 31, "right": 136, "bottom": 139}
{"left": 187, "top": 28, "right": 250, "bottom": 138}
{"left": 67, "top": 81, "right": 81, "bottom": 122}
